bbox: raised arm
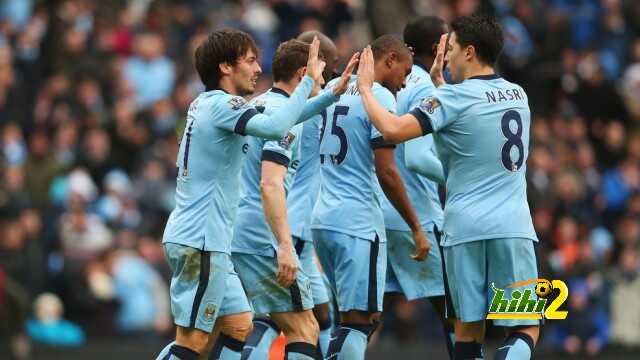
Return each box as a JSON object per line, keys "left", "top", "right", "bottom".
{"left": 297, "top": 52, "right": 360, "bottom": 123}
{"left": 357, "top": 47, "right": 429, "bottom": 143}
{"left": 243, "top": 37, "right": 326, "bottom": 139}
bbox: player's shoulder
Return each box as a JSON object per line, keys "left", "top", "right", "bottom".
{"left": 201, "top": 89, "right": 250, "bottom": 113}
{"left": 401, "top": 65, "right": 436, "bottom": 95}
{"left": 431, "top": 82, "right": 463, "bottom": 100}
{"left": 251, "top": 88, "right": 287, "bottom": 107}
{"left": 496, "top": 77, "right": 528, "bottom": 99}
{"left": 467, "top": 75, "right": 529, "bottom": 106}
{"left": 371, "top": 82, "right": 394, "bottom": 100}
{"left": 409, "top": 63, "right": 430, "bottom": 82}
{"left": 462, "top": 74, "right": 525, "bottom": 93}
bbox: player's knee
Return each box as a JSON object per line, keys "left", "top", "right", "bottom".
{"left": 176, "top": 327, "right": 211, "bottom": 354}
{"left": 280, "top": 312, "right": 319, "bottom": 342}
{"left": 306, "top": 314, "right": 320, "bottom": 340}
{"left": 313, "top": 303, "right": 331, "bottom": 329}
{"left": 455, "top": 320, "right": 485, "bottom": 342}
{"left": 297, "top": 312, "right": 320, "bottom": 341}
{"left": 370, "top": 312, "right": 382, "bottom": 324}
{"left": 219, "top": 313, "right": 254, "bottom": 341}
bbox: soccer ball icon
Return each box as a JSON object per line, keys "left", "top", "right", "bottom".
{"left": 535, "top": 279, "right": 553, "bottom": 298}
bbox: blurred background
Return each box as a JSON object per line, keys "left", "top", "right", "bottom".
{"left": 1, "top": 0, "right": 640, "bottom": 359}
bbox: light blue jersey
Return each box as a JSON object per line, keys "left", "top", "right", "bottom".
{"left": 381, "top": 64, "right": 444, "bottom": 231}
{"left": 231, "top": 88, "right": 303, "bottom": 256}
{"left": 287, "top": 115, "right": 321, "bottom": 241}
{"left": 410, "top": 74, "right": 537, "bottom": 246}
{"left": 162, "top": 76, "right": 317, "bottom": 253}
{"left": 311, "top": 77, "right": 396, "bottom": 242}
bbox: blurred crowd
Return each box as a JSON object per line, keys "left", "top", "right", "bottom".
{"left": 1, "top": 0, "right": 640, "bottom": 358}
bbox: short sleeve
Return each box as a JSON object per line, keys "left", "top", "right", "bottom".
{"left": 261, "top": 125, "right": 302, "bottom": 167}
{"left": 370, "top": 86, "right": 397, "bottom": 149}
{"left": 212, "top": 93, "right": 260, "bottom": 135}
{"left": 409, "top": 84, "right": 461, "bottom": 133}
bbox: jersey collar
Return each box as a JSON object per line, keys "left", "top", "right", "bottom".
{"left": 206, "top": 86, "right": 229, "bottom": 93}
{"left": 270, "top": 87, "right": 290, "bottom": 98}
{"left": 468, "top": 74, "right": 500, "bottom": 80}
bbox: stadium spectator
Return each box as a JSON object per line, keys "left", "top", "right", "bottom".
{"left": 549, "top": 278, "right": 610, "bottom": 357}
{"left": 123, "top": 33, "right": 175, "bottom": 110}
{"left": 608, "top": 247, "right": 640, "bottom": 347}
{"left": 26, "top": 292, "right": 85, "bottom": 347}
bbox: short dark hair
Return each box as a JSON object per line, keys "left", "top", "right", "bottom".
{"left": 272, "top": 40, "right": 310, "bottom": 83}
{"left": 450, "top": 15, "right": 504, "bottom": 66}
{"left": 371, "top": 34, "right": 411, "bottom": 62}
{"left": 403, "top": 16, "right": 447, "bottom": 58}
{"left": 194, "top": 29, "right": 259, "bottom": 89}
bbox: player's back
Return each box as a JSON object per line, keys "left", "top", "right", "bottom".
{"left": 426, "top": 75, "right": 536, "bottom": 245}
{"left": 163, "top": 90, "right": 249, "bottom": 252}
{"left": 312, "top": 77, "right": 394, "bottom": 241}
{"left": 381, "top": 64, "right": 443, "bottom": 231}
{"left": 232, "top": 89, "right": 302, "bottom": 255}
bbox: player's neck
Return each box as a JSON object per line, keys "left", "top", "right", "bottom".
{"left": 373, "top": 64, "right": 387, "bottom": 84}
{"left": 462, "top": 62, "right": 496, "bottom": 81}
{"left": 218, "top": 77, "right": 239, "bottom": 95}
{"left": 272, "top": 80, "right": 296, "bottom": 96}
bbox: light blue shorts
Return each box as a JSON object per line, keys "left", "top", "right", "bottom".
{"left": 443, "top": 238, "right": 540, "bottom": 327}
{"left": 385, "top": 225, "right": 445, "bottom": 300}
{"left": 312, "top": 229, "right": 386, "bottom": 313}
{"left": 231, "top": 252, "right": 314, "bottom": 315}
{"left": 164, "top": 243, "right": 251, "bottom": 333}
{"left": 294, "top": 236, "right": 330, "bottom": 306}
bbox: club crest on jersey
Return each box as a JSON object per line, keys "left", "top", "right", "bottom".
{"left": 279, "top": 132, "right": 296, "bottom": 150}
{"left": 420, "top": 97, "right": 441, "bottom": 114}
{"left": 228, "top": 96, "right": 247, "bottom": 110}
{"left": 253, "top": 100, "right": 266, "bottom": 108}
{"left": 202, "top": 302, "right": 217, "bottom": 322}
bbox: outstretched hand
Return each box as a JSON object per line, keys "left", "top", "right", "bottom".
{"left": 306, "top": 36, "right": 327, "bottom": 85}
{"left": 356, "top": 46, "right": 375, "bottom": 93}
{"left": 331, "top": 52, "right": 360, "bottom": 96}
{"left": 430, "top": 33, "right": 448, "bottom": 88}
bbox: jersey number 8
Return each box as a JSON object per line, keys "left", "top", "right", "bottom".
{"left": 500, "top": 110, "right": 524, "bottom": 172}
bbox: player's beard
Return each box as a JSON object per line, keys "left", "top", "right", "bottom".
{"left": 236, "top": 75, "right": 256, "bottom": 96}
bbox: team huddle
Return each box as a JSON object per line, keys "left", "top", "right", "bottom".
{"left": 156, "top": 14, "right": 539, "bottom": 360}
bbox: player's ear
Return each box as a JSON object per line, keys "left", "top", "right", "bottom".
{"left": 219, "top": 62, "right": 233, "bottom": 76}
{"left": 386, "top": 53, "right": 397, "bottom": 68}
{"left": 296, "top": 66, "right": 307, "bottom": 82}
{"left": 465, "top": 45, "right": 475, "bottom": 61}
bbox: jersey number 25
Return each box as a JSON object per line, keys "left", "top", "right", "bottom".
{"left": 320, "top": 105, "right": 350, "bottom": 165}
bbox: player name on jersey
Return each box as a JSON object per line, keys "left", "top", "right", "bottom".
{"left": 485, "top": 88, "right": 525, "bottom": 103}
